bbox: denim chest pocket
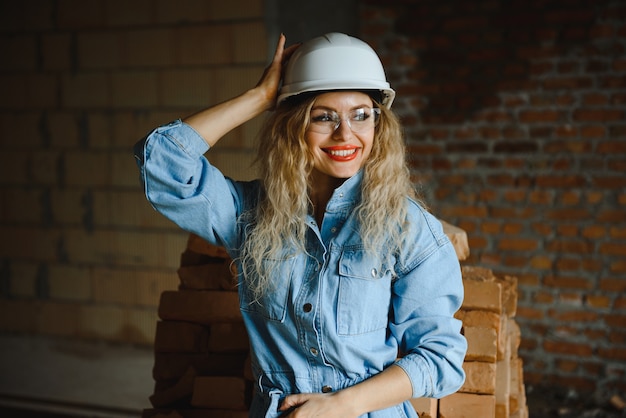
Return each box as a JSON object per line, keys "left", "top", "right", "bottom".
{"left": 337, "top": 249, "right": 392, "bottom": 336}
{"left": 239, "top": 254, "right": 296, "bottom": 322}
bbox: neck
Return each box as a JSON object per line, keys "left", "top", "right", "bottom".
{"left": 309, "top": 170, "right": 345, "bottom": 225}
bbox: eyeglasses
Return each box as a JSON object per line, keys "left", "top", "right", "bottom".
{"left": 308, "top": 107, "right": 381, "bottom": 134}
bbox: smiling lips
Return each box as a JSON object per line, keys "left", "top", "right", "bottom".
{"left": 323, "top": 145, "right": 359, "bottom": 161}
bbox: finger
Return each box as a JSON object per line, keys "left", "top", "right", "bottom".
{"left": 272, "top": 33, "right": 286, "bottom": 64}
{"left": 282, "top": 42, "right": 301, "bottom": 62}
{"left": 278, "top": 394, "right": 305, "bottom": 411}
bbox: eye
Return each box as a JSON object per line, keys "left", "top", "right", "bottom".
{"left": 351, "top": 108, "right": 371, "bottom": 122}
{"left": 311, "top": 111, "right": 338, "bottom": 123}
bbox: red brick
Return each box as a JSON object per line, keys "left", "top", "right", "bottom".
{"left": 614, "top": 296, "right": 626, "bottom": 310}
{"left": 544, "top": 140, "right": 592, "bottom": 154}
{"left": 556, "top": 359, "right": 579, "bottom": 373}
{"left": 536, "top": 174, "right": 587, "bottom": 188}
{"left": 543, "top": 76, "right": 593, "bottom": 90}
{"left": 518, "top": 273, "right": 540, "bottom": 287}
{"left": 186, "top": 234, "right": 231, "bottom": 258}
{"left": 593, "top": 176, "right": 626, "bottom": 189}
{"left": 461, "top": 362, "right": 496, "bottom": 395}
{"left": 456, "top": 310, "right": 502, "bottom": 332}
{"left": 158, "top": 291, "right": 241, "bottom": 324}
{"left": 601, "top": 75, "right": 626, "bottom": 88}
{"left": 582, "top": 225, "right": 606, "bottom": 239}
{"left": 583, "top": 92, "right": 609, "bottom": 105}
{"left": 598, "top": 209, "right": 626, "bottom": 224}
{"left": 590, "top": 23, "right": 615, "bottom": 38}
{"left": 555, "top": 258, "right": 581, "bottom": 271}
{"left": 497, "top": 238, "right": 538, "bottom": 252}
{"left": 544, "top": 275, "right": 593, "bottom": 290}
{"left": 464, "top": 327, "right": 498, "bottom": 363}
{"left": 546, "top": 239, "right": 593, "bottom": 254}
{"left": 149, "top": 366, "right": 197, "bottom": 408}
{"left": 519, "top": 110, "right": 561, "bottom": 123}
{"left": 533, "top": 291, "right": 555, "bottom": 305}
{"left": 584, "top": 329, "right": 606, "bottom": 341}
{"left": 439, "top": 393, "right": 495, "bottom": 418}
{"left": 177, "top": 262, "right": 236, "bottom": 291}
{"left": 529, "top": 190, "right": 554, "bottom": 205}
{"left": 582, "top": 258, "right": 602, "bottom": 273}
{"left": 609, "top": 331, "right": 626, "bottom": 344}
{"left": 611, "top": 226, "right": 626, "bottom": 239}
{"left": 549, "top": 309, "right": 599, "bottom": 323}
{"left": 556, "top": 224, "right": 579, "bottom": 237}
{"left": 191, "top": 377, "right": 249, "bottom": 410}
{"left": 481, "top": 222, "right": 501, "bottom": 234}
{"left": 600, "top": 278, "right": 626, "bottom": 292}
{"left": 580, "top": 125, "right": 607, "bottom": 138}
{"left": 516, "top": 306, "right": 544, "bottom": 320}
{"left": 152, "top": 352, "right": 247, "bottom": 381}
{"left": 462, "top": 278, "right": 502, "bottom": 313}
{"left": 496, "top": 356, "right": 511, "bottom": 418}
{"left": 604, "top": 314, "right": 626, "bottom": 328}
{"left": 600, "top": 243, "right": 626, "bottom": 257}
{"left": 207, "top": 323, "right": 249, "bottom": 353}
{"left": 545, "top": 7, "right": 594, "bottom": 22}
{"left": 154, "top": 321, "right": 209, "bottom": 353}
{"left": 543, "top": 340, "right": 593, "bottom": 356}
{"left": 142, "top": 408, "right": 247, "bottom": 418}
{"left": 573, "top": 109, "right": 624, "bottom": 122}
{"left": 406, "top": 143, "right": 443, "bottom": 155}
{"left": 410, "top": 397, "right": 437, "bottom": 418}
{"left": 554, "top": 125, "right": 578, "bottom": 138}
{"left": 530, "top": 256, "right": 553, "bottom": 270}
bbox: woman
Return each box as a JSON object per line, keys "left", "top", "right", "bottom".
{"left": 135, "top": 32, "right": 466, "bottom": 418}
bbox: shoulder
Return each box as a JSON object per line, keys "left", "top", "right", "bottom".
{"left": 405, "top": 197, "right": 448, "bottom": 242}
{"left": 396, "top": 196, "right": 452, "bottom": 270}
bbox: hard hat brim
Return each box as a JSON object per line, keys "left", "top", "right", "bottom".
{"left": 278, "top": 82, "right": 396, "bottom": 108}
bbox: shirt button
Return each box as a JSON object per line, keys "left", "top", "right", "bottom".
{"left": 309, "top": 347, "right": 318, "bottom": 356}
{"left": 322, "top": 385, "right": 333, "bottom": 393}
{"left": 330, "top": 227, "right": 337, "bottom": 234}
{"left": 371, "top": 268, "right": 378, "bottom": 277}
{"left": 303, "top": 303, "right": 312, "bottom": 313}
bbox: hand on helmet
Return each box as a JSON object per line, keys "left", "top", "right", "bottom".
{"left": 256, "top": 34, "right": 300, "bottom": 110}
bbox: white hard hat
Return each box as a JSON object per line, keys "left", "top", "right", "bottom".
{"left": 277, "top": 32, "right": 396, "bottom": 108}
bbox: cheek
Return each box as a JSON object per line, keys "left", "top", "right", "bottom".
{"left": 361, "top": 135, "right": 375, "bottom": 158}
{"left": 304, "top": 132, "right": 323, "bottom": 152}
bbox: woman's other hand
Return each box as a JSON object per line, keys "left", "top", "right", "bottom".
{"left": 278, "top": 391, "right": 358, "bottom": 418}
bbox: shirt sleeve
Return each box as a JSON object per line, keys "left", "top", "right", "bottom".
{"left": 391, "top": 205, "right": 467, "bottom": 399}
{"left": 133, "top": 119, "right": 251, "bottom": 253}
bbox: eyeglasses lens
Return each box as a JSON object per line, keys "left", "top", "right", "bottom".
{"left": 309, "top": 108, "right": 380, "bottom": 134}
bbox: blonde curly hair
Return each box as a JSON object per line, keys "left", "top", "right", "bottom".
{"left": 239, "top": 94, "right": 420, "bottom": 298}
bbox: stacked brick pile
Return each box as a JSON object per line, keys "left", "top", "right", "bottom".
{"left": 143, "top": 223, "right": 528, "bottom": 418}
{"left": 431, "top": 266, "right": 528, "bottom": 418}
{"left": 143, "top": 234, "right": 251, "bottom": 418}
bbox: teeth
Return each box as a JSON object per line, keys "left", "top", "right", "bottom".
{"left": 327, "top": 149, "right": 356, "bottom": 157}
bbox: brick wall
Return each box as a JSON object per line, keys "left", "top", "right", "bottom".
{"left": 360, "top": 0, "right": 626, "bottom": 398}
{"left": 0, "top": 0, "right": 267, "bottom": 345}
{"left": 1, "top": 0, "right": 624, "bottom": 403}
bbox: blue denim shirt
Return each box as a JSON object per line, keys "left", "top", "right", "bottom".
{"left": 135, "top": 120, "right": 467, "bottom": 418}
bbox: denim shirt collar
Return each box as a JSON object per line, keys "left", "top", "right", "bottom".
{"left": 325, "top": 170, "right": 363, "bottom": 213}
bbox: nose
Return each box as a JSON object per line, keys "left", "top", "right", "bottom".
{"left": 332, "top": 118, "right": 353, "bottom": 140}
